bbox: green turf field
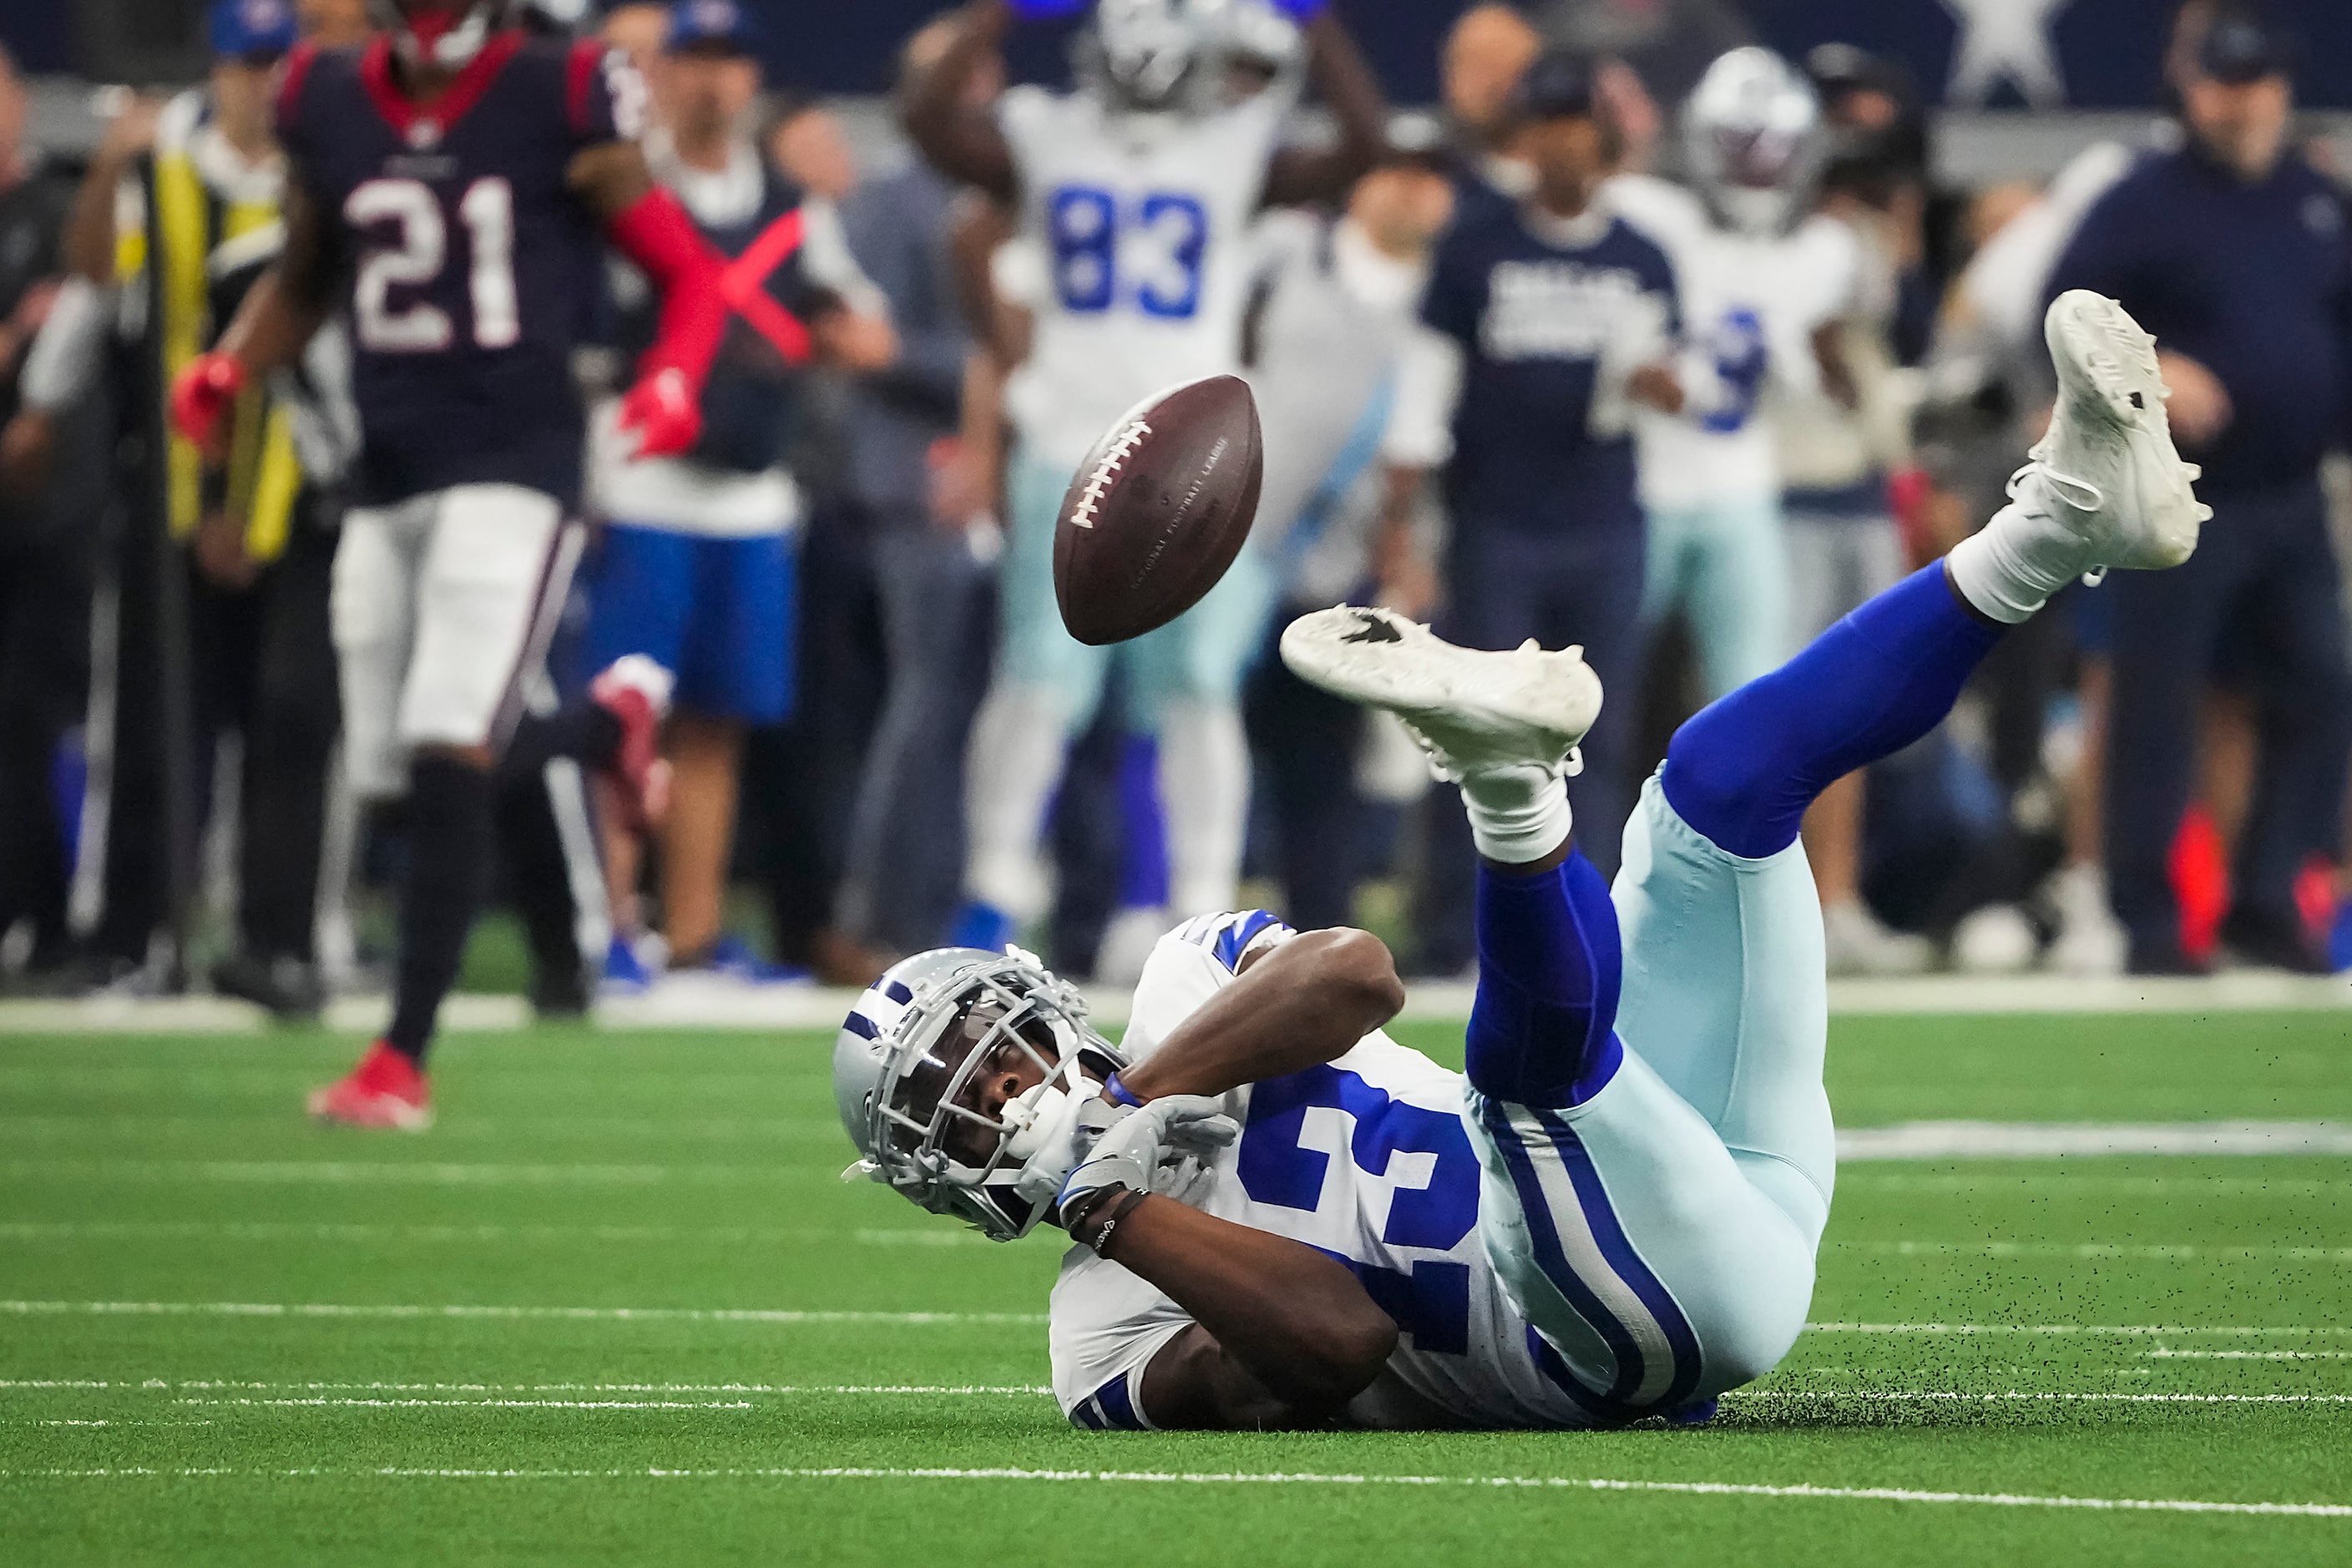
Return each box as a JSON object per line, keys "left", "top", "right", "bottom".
{"left": 3, "top": 1012, "right": 2348, "bottom": 1565}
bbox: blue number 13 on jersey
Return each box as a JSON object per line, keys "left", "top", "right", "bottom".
{"left": 1047, "top": 185, "right": 1208, "bottom": 319}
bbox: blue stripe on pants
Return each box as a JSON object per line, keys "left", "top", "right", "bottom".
{"left": 1479, "top": 1098, "right": 1704, "bottom": 1417}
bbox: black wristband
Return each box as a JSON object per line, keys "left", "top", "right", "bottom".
{"left": 1089, "top": 1187, "right": 1150, "bottom": 1257}
{"left": 1073, "top": 1186, "right": 1147, "bottom": 1256}
{"left": 1061, "top": 1183, "right": 1125, "bottom": 1239}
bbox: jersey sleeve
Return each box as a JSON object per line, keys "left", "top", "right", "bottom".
{"left": 993, "top": 85, "right": 1057, "bottom": 177}
{"left": 1048, "top": 1247, "right": 1191, "bottom": 1429}
{"left": 565, "top": 38, "right": 652, "bottom": 147}
{"left": 1417, "top": 226, "right": 1479, "bottom": 346}
{"left": 272, "top": 43, "right": 321, "bottom": 164}
{"left": 1165, "top": 909, "right": 1297, "bottom": 973}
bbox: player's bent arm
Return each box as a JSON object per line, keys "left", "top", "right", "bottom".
{"left": 898, "top": 1, "right": 1018, "bottom": 203}
{"left": 1089, "top": 1198, "right": 1399, "bottom": 1428}
{"left": 213, "top": 174, "right": 336, "bottom": 377}
{"left": 571, "top": 141, "right": 731, "bottom": 458}
{"left": 1259, "top": 8, "right": 1389, "bottom": 210}
{"left": 1115, "top": 928, "right": 1404, "bottom": 1103}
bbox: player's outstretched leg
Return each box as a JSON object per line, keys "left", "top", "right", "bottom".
{"left": 1662, "top": 290, "right": 2207, "bottom": 860}
{"left": 1284, "top": 609, "right": 1790, "bottom": 1417}
{"left": 308, "top": 657, "right": 674, "bottom": 1131}
{"left": 1281, "top": 610, "right": 1619, "bottom": 1103}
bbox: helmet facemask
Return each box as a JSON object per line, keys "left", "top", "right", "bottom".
{"left": 843, "top": 951, "right": 1125, "bottom": 1241}
{"left": 1684, "top": 48, "right": 1824, "bottom": 237}
{"left": 1090, "top": 0, "right": 1212, "bottom": 114}
{"left": 371, "top": 0, "right": 508, "bottom": 69}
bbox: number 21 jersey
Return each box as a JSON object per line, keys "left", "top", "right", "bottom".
{"left": 276, "top": 32, "right": 644, "bottom": 508}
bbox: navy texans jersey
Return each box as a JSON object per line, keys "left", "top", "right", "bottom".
{"left": 276, "top": 30, "right": 646, "bottom": 508}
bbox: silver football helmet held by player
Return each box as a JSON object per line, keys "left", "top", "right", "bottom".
{"left": 1682, "top": 47, "right": 1825, "bottom": 237}
{"left": 835, "top": 947, "right": 1126, "bottom": 1242}
{"left": 1080, "top": 0, "right": 1227, "bottom": 114}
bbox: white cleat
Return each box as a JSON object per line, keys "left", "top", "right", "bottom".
{"left": 2022, "top": 290, "right": 2212, "bottom": 580}
{"left": 1279, "top": 605, "right": 1601, "bottom": 782}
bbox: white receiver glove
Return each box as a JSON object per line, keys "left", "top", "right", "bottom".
{"left": 1053, "top": 1095, "right": 1238, "bottom": 1228}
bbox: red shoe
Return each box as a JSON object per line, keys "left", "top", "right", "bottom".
{"left": 307, "top": 1042, "right": 432, "bottom": 1131}
{"left": 589, "top": 655, "right": 675, "bottom": 836}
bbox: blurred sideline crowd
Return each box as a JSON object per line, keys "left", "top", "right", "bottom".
{"left": 1, "top": 0, "right": 2349, "bottom": 1022}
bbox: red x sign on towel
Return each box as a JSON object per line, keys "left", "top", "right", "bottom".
{"left": 719, "top": 207, "right": 813, "bottom": 365}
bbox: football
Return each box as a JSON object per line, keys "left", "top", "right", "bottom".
{"left": 1053, "top": 373, "right": 1264, "bottom": 646}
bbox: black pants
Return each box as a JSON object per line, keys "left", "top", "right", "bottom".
{"left": 185, "top": 518, "right": 343, "bottom": 962}
{"left": 746, "top": 505, "right": 886, "bottom": 964}
{"left": 2106, "top": 480, "right": 2352, "bottom": 947}
{"left": 1413, "top": 523, "right": 1647, "bottom": 973}
{"left": 1244, "top": 597, "right": 1367, "bottom": 932}
{"left": 0, "top": 522, "right": 94, "bottom": 963}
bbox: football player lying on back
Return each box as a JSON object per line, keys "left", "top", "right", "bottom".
{"left": 835, "top": 291, "right": 2208, "bottom": 1430}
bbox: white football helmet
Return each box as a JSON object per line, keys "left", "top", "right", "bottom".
{"left": 368, "top": 0, "right": 513, "bottom": 68}
{"left": 1683, "top": 47, "right": 1825, "bottom": 237}
{"left": 834, "top": 947, "right": 1126, "bottom": 1242}
{"left": 1085, "top": 0, "right": 1224, "bottom": 113}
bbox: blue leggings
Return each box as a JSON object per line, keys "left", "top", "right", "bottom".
{"left": 1464, "top": 564, "right": 2001, "bottom": 1109}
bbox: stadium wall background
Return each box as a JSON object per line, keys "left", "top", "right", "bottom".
{"left": 8, "top": 1, "right": 2352, "bottom": 189}
{"left": 10, "top": 0, "right": 2352, "bottom": 108}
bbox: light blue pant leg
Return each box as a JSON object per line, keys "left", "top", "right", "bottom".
{"left": 1645, "top": 498, "right": 1793, "bottom": 701}
{"left": 1125, "top": 544, "right": 1280, "bottom": 724}
{"left": 1468, "top": 1069, "right": 1817, "bottom": 1415}
{"left": 1611, "top": 770, "right": 1834, "bottom": 1245}
{"left": 998, "top": 446, "right": 1114, "bottom": 720}
{"left": 1456, "top": 773, "right": 1826, "bottom": 1419}
{"left": 1687, "top": 495, "right": 1792, "bottom": 698}
{"left": 1638, "top": 504, "right": 1694, "bottom": 633}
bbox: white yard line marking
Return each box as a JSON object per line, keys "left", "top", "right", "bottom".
{"left": 0, "top": 1464, "right": 2344, "bottom": 1517}
{"left": 1806, "top": 1323, "right": 2352, "bottom": 1336}
{"left": 0, "top": 1379, "right": 1047, "bottom": 1393}
{"left": 0, "top": 1300, "right": 1042, "bottom": 1325}
{"left": 1844, "top": 1175, "right": 2352, "bottom": 1193}
{"left": 1821, "top": 971, "right": 2352, "bottom": 1015}
{"left": 1839, "top": 1241, "right": 2352, "bottom": 1262}
{"left": 6, "top": 966, "right": 2348, "bottom": 1035}
{"left": 1724, "top": 1392, "right": 2352, "bottom": 1405}
{"left": 8, "top": 1303, "right": 2340, "bottom": 1336}
{"left": 0, "top": 1115, "right": 833, "bottom": 1142}
{"left": 1838, "top": 1121, "right": 2352, "bottom": 1159}
{"left": 182, "top": 1398, "right": 765, "bottom": 1410}
{"left": 0, "top": 1161, "right": 774, "bottom": 1185}
{"left": 0, "top": 1222, "right": 987, "bottom": 1247}
{"left": 2142, "top": 1350, "right": 2352, "bottom": 1361}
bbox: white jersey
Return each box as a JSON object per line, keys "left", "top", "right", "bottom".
{"left": 1242, "top": 211, "right": 1425, "bottom": 599}
{"left": 999, "top": 84, "right": 1291, "bottom": 468}
{"left": 1607, "top": 175, "right": 1859, "bottom": 510}
{"left": 1050, "top": 915, "right": 1599, "bottom": 1431}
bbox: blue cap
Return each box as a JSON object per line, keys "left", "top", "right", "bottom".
{"left": 2198, "top": 5, "right": 2291, "bottom": 85}
{"left": 1513, "top": 48, "right": 1598, "bottom": 122}
{"left": 665, "top": 0, "right": 759, "bottom": 54}
{"left": 210, "top": 0, "right": 297, "bottom": 59}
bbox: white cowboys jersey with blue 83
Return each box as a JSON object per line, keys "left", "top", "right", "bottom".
{"left": 995, "top": 84, "right": 1291, "bottom": 468}
{"left": 1050, "top": 911, "right": 1609, "bottom": 1431}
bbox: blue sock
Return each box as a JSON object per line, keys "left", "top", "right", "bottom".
{"left": 1465, "top": 852, "right": 1625, "bottom": 1109}
{"left": 1662, "top": 564, "right": 2003, "bottom": 860}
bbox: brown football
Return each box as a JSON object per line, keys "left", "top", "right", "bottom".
{"left": 1053, "top": 374, "right": 1264, "bottom": 646}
